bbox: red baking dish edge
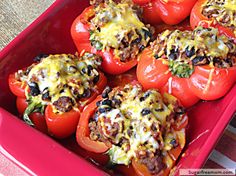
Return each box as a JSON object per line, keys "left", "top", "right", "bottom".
{"left": 0, "top": 108, "right": 107, "bottom": 176}
{"left": 0, "top": 0, "right": 236, "bottom": 175}
{"left": 176, "top": 90, "right": 236, "bottom": 170}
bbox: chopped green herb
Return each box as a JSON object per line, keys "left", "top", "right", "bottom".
{"left": 168, "top": 60, "right": 194, "bottom": 78}
{"left": 89, "top": 30, "right": 94, "bottom": 36}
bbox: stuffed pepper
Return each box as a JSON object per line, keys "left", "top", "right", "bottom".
{"left": 71, "top": 0, "right": 154, "bottom": 74}
{"left": 132, "top": 0, "right": 197, "bottom": 25}
{"left": 190, "top": 0, "right": 236, "bottom": 43}
{"left": 76, "top": 83, "right": 188, "bottom": 175}
{"left": 8, "top": 53, "right": 107, "bottom": 138}
{"left": 137, "top": 26, "right": 236, "bottom": 107}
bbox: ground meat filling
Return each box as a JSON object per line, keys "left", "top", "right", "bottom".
{"left": 89, "top": 0, "right": 154, "bottom": 62}
{"left": 151, "top": 26, "right": 236, "bottom": 78}
{"left": 137, "top": 150, "right": 165, "bottom": 174}
{"left": 52, "top": 96, "right": 74, "bottom": 113}
{"left": 90, "top": 0, "right": 105, "bottom": 6}
{"left": 89, "top": 84, "right": 186, "bottom": 175}
{"left": 201, "top": 0, "right": 236, "bottom": 33}
{"left": 17, "top": 53, "right": 102, "bottom": 113}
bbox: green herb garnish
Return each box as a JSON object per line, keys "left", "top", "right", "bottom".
{"left": 168, "top": 60, "right": 194, "bottom": 78}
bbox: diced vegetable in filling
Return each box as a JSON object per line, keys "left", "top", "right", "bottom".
{"left": 89, "top": 84, "right": 187, "bottom": 174}
{"left": 89, "top": 0, "right": 154, "bottom": 62}
{"left": 151, "top": 26, "right": 236, "bottom": 78}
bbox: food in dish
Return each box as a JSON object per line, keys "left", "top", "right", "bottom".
{"left": 7, "top": 0, "right": 236, "bottom": 175}
{"left": 71, "top": 0, "right": 154, "bottom": 74}
{"left": 137, "top": 26, "right": 236, "bottom": 107}
{"left": 76, "top": 83, "right": 188, "bottom": 176}
{"left": 190, "top": 0, "right": 236, "bottom": 43}
{"left": 8, "top": 53, "right": 107, "bottom": 138}
{"left": 132, "top": 0, "right": 197, "bottom": 25}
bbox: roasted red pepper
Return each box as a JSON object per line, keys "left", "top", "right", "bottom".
{"left": 133, "top": 0, "right": 197, "bottom": 25}
{"left": 71, "top": 1, "right": 153, "bottom": 74}
{"left": 76, "top": 95, "right": 110, "bottom": 153}
{"left": 138, "top": 1, "right": 163, "bottom": 25}
{"left": 137, "top": 26, "right": 236, "bottom": 107}
{"left": 190, "top": 0, "right": 236, "bottom": 43}
{"left": 16, "top": 97, "right": 48, "bottom": 134}
{"left": 76, "top": 83, "right": 188, "bottom": 176}
{"left": 8, "top": 72, "right": 27, "bottom": 98}
{"left": 8, "top": 53, "right": 107, "bottom": 138}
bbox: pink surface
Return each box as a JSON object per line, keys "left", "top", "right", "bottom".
{"left": 0, "top": 0, "right": 235, "bottom": 175}
{"left": 0, "top": 153, "right": 28, "bottom": 175}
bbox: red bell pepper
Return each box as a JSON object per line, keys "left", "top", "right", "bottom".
{"left": 190, "top": 0, "right": 236, "bottom": 43}
{"left": 71, "top": 1, "right": 152, "bottom": 74}
{"left": 133, "top": 0, "right": 197, "bottom": 25}
{"left": 8, "top": 54, "right": 107, "bottom": 139}
{"left": 76, "top": 84, "right": 188, "bottom": 176}
{"left": 137, "top": 27, "right": 236, "bottom": 107}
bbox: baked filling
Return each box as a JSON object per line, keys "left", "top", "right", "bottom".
{"left": 15, "top": 53, "right": 102, "bottom": 115}
{"left": 89, "top": 0, "right": 154, "bottom": 62}
{"left": 201, "top": 0, "right": 236, "bottom": 35}
{"left": 89, "top": 84, "right": 186, "bottom": 174}
{"left": 151, "top": 26, "right": 236, "bottom": 78}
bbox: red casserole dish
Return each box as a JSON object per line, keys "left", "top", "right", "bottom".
{"left": 0, "top": 0, "right": 235, "bottom": 175}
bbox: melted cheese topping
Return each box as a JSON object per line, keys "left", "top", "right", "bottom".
{"left": 95, "top": 84, "right": 186, "bottom": 166}
{"left": 90, "top": 0, "right": 151, "bottom": 60}
{"left": 24, "top": 53, "right": 101, "bottom": 113}
{"left": 152, "top": 26, "right": 236, "bottom": 78}
{"left": 92, "top": 2, "right": 144, "bottom": 49}
{"left": 165, "top": 27, "right": 230, "bottom": 59}
{"left": 202, "top": 0, "right": 236, "bottom": 34}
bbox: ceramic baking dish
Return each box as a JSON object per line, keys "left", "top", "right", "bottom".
{"left": 0, "top": 0, "right": 235, "bottom": 175}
